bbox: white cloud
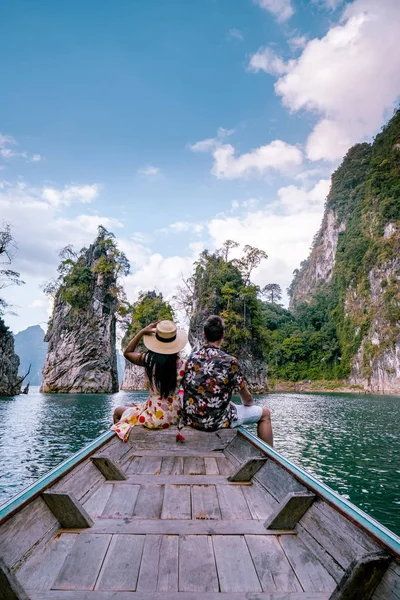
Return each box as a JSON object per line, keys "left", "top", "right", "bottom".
{"left": 138, "top": 165, "right": 160, "bottom": 176}
{"left": 211, "top": 140, "right": 303, "bottom": 179}
{"left": 0, "top": 132, "right": 41, "bottom": 163}
{"left": 288, "top": 35, "right": 308, "bottom": 51}
{"left": 159, "top": 221, "right": 203, "bottom": 235}
{"left": 188, "top": 127, "right": 234, "bottom": 153}
{"left": 248, "top": 47, "right": 290, "bottom": 75}
{"left": 30, "top": 154, "right": 41, "bottom": 162}
{"left": 253, "top": 0, "right": 294, "bottom": 22}
{"left": 271, "top": 0, "right": 400, "bottom": 161}
{"left": 277, "top": 178, "right": 330, "bottom": 213}
{"left": 228, "top": 28, "right": 243, "bottom": 41}
{"left": 41, "top": 183, "right": 100, "bottom": 206}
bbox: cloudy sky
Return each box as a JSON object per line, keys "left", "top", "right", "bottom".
{"left": 1, "top": 0, "right": 400, "bottom": 333}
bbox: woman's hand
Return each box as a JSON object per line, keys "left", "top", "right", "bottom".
{"left": 141, "top": 321, "right": 159, "bottom": 335}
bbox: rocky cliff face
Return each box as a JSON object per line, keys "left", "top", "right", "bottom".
{"left": 289, "top": 112, "right": 400, "bottom": 393}
{"left": 41, "top": 231, "right": 122, "bottom": 393}
{"left": 0, "top": 320, "right": 23, "bottom": 396}
{"left": 120, "top": 361, "right": 146, "bottom": 390}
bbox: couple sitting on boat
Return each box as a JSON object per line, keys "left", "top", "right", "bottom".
{"left": 112, "top": 315, "right": 273, "bottom": 445}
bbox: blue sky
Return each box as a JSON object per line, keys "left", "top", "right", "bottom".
{"left": 1, "top": 0, "right": 400, "bottom": 332}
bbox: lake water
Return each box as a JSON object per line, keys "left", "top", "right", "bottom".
{"left": 0, "top": 387, "right": 399, "bottom": 535}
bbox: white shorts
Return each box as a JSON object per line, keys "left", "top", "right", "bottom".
{"left": 230, "top": 404, "right": 263, "bottom": 427}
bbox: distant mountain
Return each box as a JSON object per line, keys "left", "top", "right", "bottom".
{"left": 14, "top": 325, "right": 47, "bottom": 386}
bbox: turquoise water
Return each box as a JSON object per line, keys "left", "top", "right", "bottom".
{"left": 0, "top": 387, "right": 399, "bottom": 535}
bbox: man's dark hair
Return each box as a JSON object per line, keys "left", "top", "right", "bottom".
{"left": 204, "top": 315, "right": 224, "bottom": 342}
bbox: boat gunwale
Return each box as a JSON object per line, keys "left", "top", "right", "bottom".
{"left": 238, "top": 426, "right": 400, "bottom": 558}
{"left": 0, "top": 430, "right": 115, "bottom": 525}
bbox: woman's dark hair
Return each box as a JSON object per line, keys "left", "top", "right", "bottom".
{"left": 144, "top": 350, "right": 178, "bottom": 399}
{"left": 204, "top": 315, "right": 224, "bottom": 342}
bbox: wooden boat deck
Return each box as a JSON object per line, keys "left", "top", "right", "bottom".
{"left": 1, "top": 427, "right": 399, "bottom": 599}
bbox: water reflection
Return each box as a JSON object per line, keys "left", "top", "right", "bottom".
{"left": 0, "top": 388, "right": 399, "bottom": 535}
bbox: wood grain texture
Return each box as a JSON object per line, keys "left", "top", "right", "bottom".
{"left": 127, "top": 427, "right": 236, "bottom": 452}
{"left": 0, "top": 497, "right": 59, "bottom": 569}
{"left": 123, "top": 475, "right": 239, "bottom": 485}
{"left": 254, "top": 460, "right": 307, "bottom": 503}
{"left": 171, "top": 457, "right": 185, "bottom": 475}
{"left": 52, "top": 460, "right": 103, "bottom": 503}
{"left": 329, "top": 551, "right": 391, "bottom": 600}
{"left": 88, "top": 518, "right": 289, "bottom": 535}
{"left": 136, "top": 456, "right": 162, "bottom": 475}
{"left": 83, "top": 485, "right": 113, "bottom": 519}
{"left": 245, "top": 535, "right": 302, "bottom": 592}
{"left": 296, "top": 523, "right": 345, "bottom": 583}
{"left": 95, "top": 534, "right": 145, "bottom": 591}
{"left": 213, "top": 535, "right": 262, "bottom": 592}
{"left": 216, "top": 457, "right": 234, "bottom": 476}
{"left": 160, "top": 456, "right": 175, "bottom": 474}
{"left": 131, "top": 451, "right": 226, "bottom": 458}
{"left": 279, "top": 534, "right": 336, "bottom": 592}
{"left": 0, "top": 556, "right": 30, "bottom": 600}
{"left": 216, "top": 484, "right": 252, "bottom": 520}
{"left": 42, "top": 492, "right": 93, "bottom": 529}
{"left": 179, "top": 535, "right": 219, "bottom": 592}
{"left": 29, "top": 591, "right": 331, "bottom": 599}
{"left": 184, "top": 457, "right": 206, "bottom": 475}
{"left": 242, "top": 482, "right": 278, "bottom": 520}
{"left": 161, "top": 485, "right": 191, "bottom": 519}
{"left": 204, "top": 458, "right": 219, "bottom": 475}
{"left": 136, "top": 535, "right": 162, "bottom": 592}
{"left": 52, "top": 534, "right": 111, "bottom": 591}
{"left": 132, "top": 485, "right": 164, "bottom": 519}
{"left": 101, "top": 484, "right": 140, "bottom": 519}
{"left": 192, "top": 486, "right": 221, "bottom": 520}
{"left": 264, "top": 492, "right": 315, "bottom": 530}
{"left": 228, "top": 458, "right": 267, "bottom": 482}
{"left": 17, "top": 534, "right": 77, "bottom": 591}
{"left": 372, "top": 563, "right": 400, "bottom": 600}
{"left": 90, "top": 456, "right": 126, "bottom": 481}
{"left": 157, "top": 536, "right": 179, "bottom": 592}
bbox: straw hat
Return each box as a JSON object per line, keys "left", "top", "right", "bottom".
{"left": 143, "top": 320, "right": 188, "bottom": 355}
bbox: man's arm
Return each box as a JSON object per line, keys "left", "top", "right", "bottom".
{"left": 239, "top": 384, "right": 254, "bottom": 406}
{"left": 123, "top": 321, "right": 158, "bottom": 366}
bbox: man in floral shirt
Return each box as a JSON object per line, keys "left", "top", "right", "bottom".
{"left": 182, "top": 315, "right": 273, "bottom": 445}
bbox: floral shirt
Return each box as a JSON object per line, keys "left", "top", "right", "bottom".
{"left": 182, "top": 344, "right": 246, "bottom": 431}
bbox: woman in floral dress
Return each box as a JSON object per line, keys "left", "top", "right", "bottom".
{"left": 111, "top": 320, "right": 187, "bottom": 441}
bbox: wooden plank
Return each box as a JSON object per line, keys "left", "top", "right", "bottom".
{"left": 157, "top": 536, "right": 179, "bottom": 592}
{"left": 330, "top": 551, "right": 391, "bottom": 600}
{"left": 264, "top": 492, "right": 315, "bottom": 530}
{"left": 217, "top": 485, "right": 252, "bottom": 520}
{"left": 160, "top": 456, "right": 175, "bottom": 474}
{"left": 136, "top": 456, "right": 162, "bottom": 475}
{"left": 0, "top": 556, "right": 30, "bottom": 600}
{"left": 125, "top": 456, "right": 141, "bottom": 475}
{"left": 29, "top": 590, "right": 331, "bottom": 599}
{"left": 224, "top": 434, "right": 265, "bottom": 463}
{"left": 132, "top": 485, "right": 164, "bottom": 519}
{"left": 52, "top": 460, "right": 103, "bottom": 503}
{"left": 228, "top": 458, "right": 267, "bottom": 482}
{"left": 42, "top": 492, "right": 93, "bottom": 528}
{"left": 91, "top": 456, "right": 126, "bottom": 480}
{"left": 17, "top": 533, "right": 77, "bottom": 591}
{"left": 279, "top": 534, "right": 337, "bottom": 592}
{"left": 95, "top": 535, "right": 145, "bottom": 591}
{"left": 213, "top": 535, "right": 262, "bottom": 592}
{"left": 123, "top": 475, "right": 246, "bottom": 485}
{"left": 161, "top": 485, "right": 191, "bottom": 519}
{"left": 171, "top": 457, "right": 184, "bottom": 475}
{"left": 136, "top": 535, "right": 162, "bottom": 592}
{"left": 254, "top": 459, "right": 307, "bottom": 503}
{"left": 245, "top": 535, "right": 302, "bottom": 592}
{"left": 242, "top": 482, "right": 278, "bottom": 520}
{"left": 296, "top": 523, "right": 345, "bottom": 583}
{"left": 131, "top": 450, "right": 226, "bottom": 458}
{"left": 87, "top": 518, "right": 292, "bottom": 535}
{"left": 0, "top": 497, "right": 59, "bottom": 570}
{"left": 179, "top": 535, "right": 219, "bottom": 592}
{"left": 204, "top": 458, "right": 219, "bottom": 475}
{"left": 101, "top": 484, "right": 140, "bottom": 519}
{"left": 83, "top": 485, "right": 113, "bottom": 519}
{"left": 372, "top": 563, "right": 400, "bottom": 600}
{"left": 216, "top": 457, "right": 234, "bottom": 476}
{"left": 192, "top": 486, "right": 221, "bottom": 520}
{"left": 184, "top": 457, "right": 206, "bottom": 475}
{"left": 52, "top": 534, "right": 111, "bottom": 590}
{"left": 127, "top": 427, "right": 236, "bottom": 452}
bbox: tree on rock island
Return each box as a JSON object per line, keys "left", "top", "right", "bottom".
{"left": 41, "top": 226, "right": 130, "bottom": 394}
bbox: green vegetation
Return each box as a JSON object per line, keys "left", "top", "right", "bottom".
{"left": 0, "top": 222, "right": 25, "bottom": 329}
{"left": 122, "top": 290, "right": 174, "bottom": 349}
{"left": 45, "top": 226, "right": 130, "bottom": 315}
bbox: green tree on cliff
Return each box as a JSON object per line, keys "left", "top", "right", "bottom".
{"left": 122, "top": 291, "right": 174, "bottom": 350}
{"left": 0, "top": 222, "right": 25, "bottom": 318}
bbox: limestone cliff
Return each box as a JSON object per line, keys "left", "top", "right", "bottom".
{"left": 0, "top": 319, "right": 23, "bottom": 396}
{"left": 120, "top": 361, "right": 146, "bottom": 390}
{"left": 41, "top": 228, "right": 129, "bottom": 393}
{"left": 289, "top": 110, "right": 400, "bottom": 393}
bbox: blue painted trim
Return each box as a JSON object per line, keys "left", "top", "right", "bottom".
{"left": 0, "top": 430, "right": 115, "bottom": 524}
{"left": 238, "top": 426, "right": 400, "bottom": 557}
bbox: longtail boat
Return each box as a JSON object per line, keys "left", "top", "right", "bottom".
{"left": 0, "top": 426, "right": 399, "bottom": 599}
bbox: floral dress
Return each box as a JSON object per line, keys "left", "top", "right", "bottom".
{"left": 112, "top": 355, "right": 186, "bottom": 442}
